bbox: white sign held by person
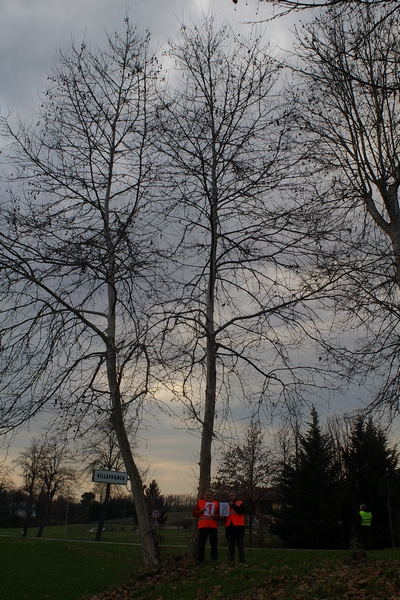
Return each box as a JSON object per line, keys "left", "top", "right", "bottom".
{"left": 219, "top": 502, "right": 229, "bottom": 517}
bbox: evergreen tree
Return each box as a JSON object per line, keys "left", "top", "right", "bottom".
{"left": 272, "top": 407, "right": 349, "bottom": 549}
{"left": 343, "top": 417, "right": 400, "bottom": 548}
{"left": 144, "top": 480, "right": 168, "bottom": 526}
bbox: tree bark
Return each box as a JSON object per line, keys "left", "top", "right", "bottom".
{"left": 22, "top": 506, "right": 33, "bottom": 538}
{"left": 37, "top": 503, "right": 50, "bottom": 538}
{"left": 95, "top": 483, "right": 111, "bottom": 542}
{"left": 110, "top": 392, "right": 158, "bottom": 565}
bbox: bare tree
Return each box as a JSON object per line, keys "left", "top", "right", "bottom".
{"left": 0, "top": 463, "right": 14, "bottom": 494}
{"left": 14, "top": 437, "right": 75, "bottom": 537}
{"left": 36, "top": 439, "right": 76, "bottom": 538}
{"left": 0, "top": 22, "right": 161, "bottom": 565}
{"left": 231, "top": 0, "right": 400, "bottom": 19}
{"left": 14, "top": 439, "right": 44, "bottom": 537}
{"left": 156, "top": 17, "right": 332, "bottom": 501}
{"left": 214, "top": 420, "right": 272, "bottom": 544}
{"left": 325, "top": 414, "right": 353, "bottom": 480}
{"left": 81, "top": 418, "right": 132, "bottom": 541}
{"left": 290, "top": 4, "right": 400, "bottom": 416}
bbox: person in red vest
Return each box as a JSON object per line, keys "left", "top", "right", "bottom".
{"left": 192, "top": 488, "right": 220, "bottom": 563}
{"left": 224, "top": 489, "right": 245, "bottom": 562}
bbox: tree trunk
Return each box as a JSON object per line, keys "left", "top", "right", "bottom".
{"left": 104, "top": 178, "right": 158, "bottom": 565}
{"left": 105, "top": 342, "right": 158, "bottom": 565}
{"left": 22, "top": 506, "right": 33, "bottom": 538}
{"left": 390, "top": 227, "right": 400, "bottom": 289}
{"left": 37, "top": 503, "right": 50, "bottom": 538}
{"left": 191, "top": 157, "right": 218, "bottom": 559}
{"left": 105, "top": 270, "right": 158, "bottom": 565}
{"left": 198, "top": 335, "right": 217, "bottom": 496}
{"left": 189, "top": 519, "right": 199, "bottom": 561}
{"left": 95, "top": 483, "right": 111, "bottom": 542}
{"left": 248, "top": 506, "right": 254, "bottom": 547}
{"left": 197, "top": 146, "right": 219, "bottom": 498}
{"left": 111, "top": 401, "right": 159, "bottom": 565}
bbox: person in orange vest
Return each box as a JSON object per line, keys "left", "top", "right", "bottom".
{"left": 224, "top": 489, "right": 246, "bottom": 562}
{"left": 192, "top": 488, "right": 220, "bottom": 563}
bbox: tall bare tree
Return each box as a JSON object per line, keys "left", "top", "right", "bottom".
{"left": 0, "top": 22, "right": 161, "bottom": 565}
{"left": 214, "top": 420, "right": 272, "bottom": 544}
{"left": 35, "top": 439, "right": 76, "bottom": 538}
{"left": 156, "top": 17, "right": 332, "bottom": 500}
{"left": 81, "top": 418, "right": 132, "bottom": 542}
{"left": 14, "top": 439, "right": 44, "bottom": 537}
{"left": 291, "top": 4, "right": 400, "bottom": 415}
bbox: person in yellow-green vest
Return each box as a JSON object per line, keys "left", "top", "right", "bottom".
{"left": 359, "top": 504, "right": 372, "bottom": 549}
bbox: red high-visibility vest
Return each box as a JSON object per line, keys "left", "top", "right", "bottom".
{"left": 225, "top": 500, "right": 245, "bottom": 527}
{"left": 193, "top": 499, "right": 219, "bottom": 529}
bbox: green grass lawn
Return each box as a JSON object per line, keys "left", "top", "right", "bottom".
{"left": 0, "top": 535, "right": 141, "bottom": 600}
{"left": 0, "top": 523, "right": 192, "bottom": 600}
{"left": 2, "top": 525, "right": 400, "bottom": 600}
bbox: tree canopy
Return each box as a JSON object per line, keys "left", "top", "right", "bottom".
{"left": 231, "top": 0, "right": 400, "bottom": 16}
{"left": 290, "top": 3, "right": 400, "bottom": 416}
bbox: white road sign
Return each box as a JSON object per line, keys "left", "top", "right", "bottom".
{"left": 92, "top": 470, "right": 128, "bottom": 485}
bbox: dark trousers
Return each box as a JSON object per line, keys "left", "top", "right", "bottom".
{"left": 198, "top": 527, "right": 218, "bottom": 562}
{"left": 225, "top": 524, "right": 245, "bottom": 561}
{"left": 359, "top": 526, "right": 372, "bottom": 550}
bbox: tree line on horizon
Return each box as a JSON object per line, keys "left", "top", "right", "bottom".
{"left": 1, "top": 2, "right": 400, "bottom": 565}
{"left": 2, "top": 408, "right": 399, "bottom": 551}
{"left": 0, "top": 449, "right": 195, "bottom": 539}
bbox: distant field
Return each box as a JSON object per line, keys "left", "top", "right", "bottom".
{"left": 0, "top": 521, "right": 194, "bottom": 547}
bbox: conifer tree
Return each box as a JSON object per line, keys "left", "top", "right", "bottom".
{"left": 343, "top": 417, "right": 400, "bottom": 548}
{"left": 144, "top": 480, "right": 168, "bottom": 526}
{"left": 272, "top": 407, "right": 349, "bottom": 549}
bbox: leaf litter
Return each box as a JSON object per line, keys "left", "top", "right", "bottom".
{"left": 85, "top": 551, "right": 400, "bottom": 600}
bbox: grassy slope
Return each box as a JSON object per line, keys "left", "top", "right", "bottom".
{"left": 116, "top": 549, "right": 400, "bottom": 600}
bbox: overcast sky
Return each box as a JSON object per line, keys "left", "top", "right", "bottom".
{"left": 1, "top": 0, "right": 370, "bottom": 498}
{"left": 0, "top": 0, "right": 297, "bottom": 118}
